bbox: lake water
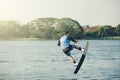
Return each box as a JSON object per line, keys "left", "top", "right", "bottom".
{"left": 0, "top": 40, "right": 120, "bottom": 80}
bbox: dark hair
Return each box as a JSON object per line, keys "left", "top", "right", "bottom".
{"left": 64, "top": 31, "right": 69, "bottom": 35}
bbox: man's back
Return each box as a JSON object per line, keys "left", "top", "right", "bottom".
{"left": 60, "top": 35, "right": 70, "bottom": 49}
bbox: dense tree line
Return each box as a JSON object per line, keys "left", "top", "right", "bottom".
{"left": 83, "top": 24, "right": 120, "bottom": 39}
{"left": 0, "top": 18, "right": 119, "bottom": 40}
{"left": 0, "top": 18, "right": 83, "bottom": 39}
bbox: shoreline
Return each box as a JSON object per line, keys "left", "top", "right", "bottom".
{"left": 84, "top": 36, "right": 120, "bottom": 40}
{"left": 0, "top": 36, "right": 120, "bottom": 41}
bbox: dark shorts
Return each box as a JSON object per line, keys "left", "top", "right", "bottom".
{"left": 63, "top": 45, "right": 74, "bottom": 56}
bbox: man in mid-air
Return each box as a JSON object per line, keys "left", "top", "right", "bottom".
{"left": 57, "top": 31, "right": 84, "bottom": 66}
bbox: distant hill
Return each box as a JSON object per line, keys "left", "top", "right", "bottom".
{"left": 28, "top": 18, "right": 83, "bottom": 39}
{"left": 0, "top": 18, "right": 83, "bottom": 39}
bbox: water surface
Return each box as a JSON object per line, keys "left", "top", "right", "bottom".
{"left": 0, "top": 40, "right": 120, "bottom": 80}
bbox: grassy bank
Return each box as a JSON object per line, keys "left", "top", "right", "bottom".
{"left": 100, "top": 36, "right": 120, "bottom": 40}
{"left": 85, "top": 36, "right": 120, "bottom": 40}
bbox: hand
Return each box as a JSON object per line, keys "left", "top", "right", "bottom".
{"left": 57, "top": 43, "right": 60, "bottom": 46}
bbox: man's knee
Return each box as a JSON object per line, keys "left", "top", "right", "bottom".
{"left": 75, "top": 45, "right": 81, "bottom": 50}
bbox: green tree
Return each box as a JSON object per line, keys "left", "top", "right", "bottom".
{"left": 116, "top": 24, "right": 120, "bottom": 35}
{"left": 28, "top": 18, "right": 83, "bottom": 39}
{"left": 0, "top": 20, "right": 21, "bottom": 39}
{"left": 98, "top": 25, "right": 116, "bottom": 37}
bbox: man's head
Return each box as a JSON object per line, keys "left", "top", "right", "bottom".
{"left": 64, "top": 31, "right": 70, "bottom": 36}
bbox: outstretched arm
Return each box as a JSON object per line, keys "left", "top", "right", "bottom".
{"left": 68, "top": 36, "right": 78, "bottom": 43}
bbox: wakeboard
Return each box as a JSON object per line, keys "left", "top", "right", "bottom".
{"left": 74, "top": 41, "right": 89, "bottom": 74}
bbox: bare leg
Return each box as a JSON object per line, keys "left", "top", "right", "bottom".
{"left": 69, "top": 56, "right": 76, "bottom": 64}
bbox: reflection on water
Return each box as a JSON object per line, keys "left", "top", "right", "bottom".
{"left": 0, "top": 40, "right": 120, "bottom": 80}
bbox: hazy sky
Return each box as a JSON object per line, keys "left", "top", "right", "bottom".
{"left": 0, "top": 0, "right": 120, "bottom": 26}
